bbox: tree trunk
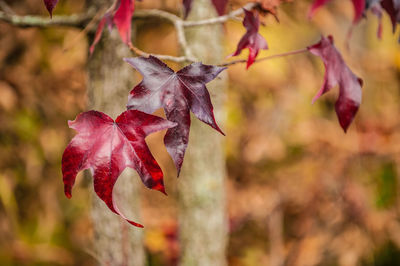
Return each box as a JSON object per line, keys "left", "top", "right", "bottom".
{"left": 178, "top": 1, "right": 228, "bottom": 265}
{"left": 86, "top": 1, "right": 144, "bottom": 265}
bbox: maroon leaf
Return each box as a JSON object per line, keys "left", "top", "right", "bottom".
{"left": 183, "top": 0, "right": 228, "bottom": 19}
{"left": 307, "top": 36, "right": 363, "bottom": 132}
{"left": 62, "top": 110, "right": 176, "bottom": 227}
{"left": 43, "top": 0, "right": 59, "bottom": 17}
{"left": 125, "top": 56, "right": 225, "bottom": 175}
{"left": 381, "top": 0, "right": 400, "bottom": 32}
{"left": 230, "top": 9, "right": 268, "bottom": 69}
{"left": 309, "top": 0, "right": 366, "bottom": 23}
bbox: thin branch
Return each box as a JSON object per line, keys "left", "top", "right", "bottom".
{"left": 175, "top": 20, "right": 196, "bottom": 61}
{"left": 0, "top": 10, "right": 93, "bottom": 28}
{"left": 218, "top": 48, "right": 309, "bottom": 67}
{"left": 133, "top": 9, "right": 180, "bottom": 24}
{"left": 128, "top": 43, "right": 193, "bottom": 63}
{"left": 182, "top": 2, "right": 258, "bottom": 27}
{"left": 132, "top": 9, "right": 196, "bottom": 61}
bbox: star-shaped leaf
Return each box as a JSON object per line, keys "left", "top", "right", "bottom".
{"left": 230, "top": 9, "right": 268, "bottom": 69}
{"left": 308, "top": 35, "right": 363, "bottom": 132}
{"left": 125, "top": 56, "right": 225, "bottom": 175}
{"left": 62, "top": 110, "right": 176, "bottom": 227}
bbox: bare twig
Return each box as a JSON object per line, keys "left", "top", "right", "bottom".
{"left": 175, "top": 20, "right": 196, "bottom": 61}
{"left": 0, "top": 10, "right": 93, "bottom": 28}
{"left": 132, "top": 3, "right": 260, "bottom": 61}
{"left": 0, "top": 1, "right": 264, "bottom": 64}
{"left": 133, "top": 9, "right": 181, "bottom": 24}
{"left": 128, "top": 43, "right": 193, "bottom": 63}
{"left": 219, "top": 48, "right": 309, "bottom": 67}
{"left": 182, "top": 2, "right": 258, "bottom": 27}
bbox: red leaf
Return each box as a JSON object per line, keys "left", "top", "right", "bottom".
{"left": 113, "top": 0, "right": 135, "bottom": 44}
{"left": 89, "top": 17, "right": 107, "bottom": 55}
{"left": 125, "top": 56, "right": 225, "bottom": 175}
{"left": 62, "top": 110, "right": 176, "bottom": 227}
{"left": 309, "top": 0, "right": 366, "bottom": 23}
{"left": 90, "top": 0, "right": 135, "bottom": 53}
{"left": 183, "top": 0, "right": 228, "bottom": 19}
{"left": 43, "top": 0, "right": 59, "bottom": 17}
{"left": 230, "top": 9, "right": 268, "bottom": 69}
{"left": 308, "top": 36, "right": 363, "bottom": 132}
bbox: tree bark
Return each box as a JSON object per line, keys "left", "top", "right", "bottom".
{"left": 86, "top": 1, "right": 144, "bottom": 265}
{"left": 178, "top": 1, "right": 228, "bottom": 265}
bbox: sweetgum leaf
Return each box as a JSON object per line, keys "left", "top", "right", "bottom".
{"left": 44, "top": 0, "right": 59, "bottom": 17}
{"left": 113, "top": 0, "right": 135, "bottom": 44}
{"left": 308, "top": 36, "right": 363, "bottom": 132}
{"left": 62, "top": 110, "right": 176, "bottom": 227}
{"left": 230, "top": 9, "right": 268, "bottom": 69}
{"left": 90, "top": 0, "right": 135, "bottom": 54}
{"left": 125, "top": 56, "right": 225, "bottom": 175}
{"left": 309, "top": 0, "right": 366, "bottom": 23}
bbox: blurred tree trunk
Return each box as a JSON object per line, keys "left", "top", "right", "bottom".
{"left": 178, "top": 0, "right": 228, "bottom": 265}
{"left": 85, "top": 1, "right": 145, "bottom": 265}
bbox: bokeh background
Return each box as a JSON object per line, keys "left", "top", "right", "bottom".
{"left": 1, "top": 0, "right": 400, "bottom": 265}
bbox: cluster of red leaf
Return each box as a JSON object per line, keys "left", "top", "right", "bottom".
{"left": 62, "top": 58, "right": 226, "bottom": 227}
{"left": 46, "top": 0, "right": 396, "bottom": 227}
{"left": 43, "top": 0, "right": 134, "bottom": 53}
{"left": 310, "top": 0, "right": 400, "bottom": 38}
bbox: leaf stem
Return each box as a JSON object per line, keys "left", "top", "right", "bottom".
{"left": 218, "top": 48, "right": 309, "bottom": 67}
{"left": 128, "top": 43, "right": 193, "bottom": 63}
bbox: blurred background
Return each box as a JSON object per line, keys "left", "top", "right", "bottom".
{"left": 1, "top": 0, "right": 400, "bottom": 265}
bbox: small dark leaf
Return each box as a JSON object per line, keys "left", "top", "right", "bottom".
{"left": 62, "top": 110, "right": 176, "bottom": 227}
{"left": 308, "top": 35, "right": 363, "bottom": 132}
{"left": 230, "top": 9, "right": 268, "bottom": 69}
{"left": 125, "top": 56, "right": 225, "bottom": 175}
{"left": 43, "top": 0, "right": 59, "bottom": 17}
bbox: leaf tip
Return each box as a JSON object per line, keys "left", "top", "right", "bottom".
{"left": 127, "top": 220, "right": 144, "bottom": 228}
{"left": 64, "top": 190, "right": 72, "bottom": 199}
{"left": 152, "top": 183, "right": 167, "bottom": 195}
